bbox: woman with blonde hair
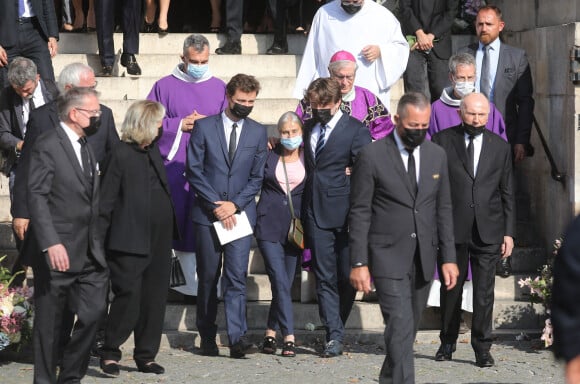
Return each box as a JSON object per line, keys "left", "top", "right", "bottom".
{"left": 99, "top": 100, "right": 177, "bottom": 376}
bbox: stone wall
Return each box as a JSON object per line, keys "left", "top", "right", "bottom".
{"left": 490, "top": 0, "right": 580, "bottom": 246}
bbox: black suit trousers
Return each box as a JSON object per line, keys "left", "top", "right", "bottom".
{"left": 32, "top": 265, "right": 108, "bottom": 384}
{"left": 0, "top": 19, "right": 54, "bottom": 89}
{"left": 375, "top": 259, "right": 430, "bottom": 384}
{"left": 95, "top": 0, "right": 140, "bottom": 66}
{"left": 439, "top": 224, "right": 501, "bottom": 353}
{"left": 224, "top": 0, "right": 243, "bottom": 42}
{"left": 304, "top": 207, "right": 355, "bottom": 343}
{"left": 403, "top": 49, "right": 449, "bottom": 103}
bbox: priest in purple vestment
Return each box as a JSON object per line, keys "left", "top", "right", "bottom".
{"left": 427, "top": 53, "right": 507, "bottom": 141}
{"left": 147, "top": 34, "right": 227, "bottom": 297}
{"left": 295, "top": 50, "right": 394, "bottom": 141}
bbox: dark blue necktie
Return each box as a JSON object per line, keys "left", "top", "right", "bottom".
{"left": 315, "top": 125, "right": 327, "bottom": 160}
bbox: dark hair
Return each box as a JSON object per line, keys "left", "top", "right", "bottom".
{"left": 396, "top": 92, "right": 430, "bottom": 120}
{"left": 304, "top": 77, "right": 342, "bottom": 105}
{"left": 226, "top": 74, "right": 261, "bottom": 97}
{"left": 477, "top": 5, "right": 502, "bottom": 21}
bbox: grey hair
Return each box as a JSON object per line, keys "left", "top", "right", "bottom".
{"left": 183, "top": 34, "right": 210, "bottom": 55}
{"left": 121, "top": 100, "right": 166, "bottom": 145}
{"left": 328, "top": 60, "right": 358, "bottom": 74}
{"left": 58, "top": 63, "right": 95, "bottom": 93}
{"left": 277, "top": 111, "right": 303, "bottom": 133}
{"left": 57, "top": 87, "right": 99, "bottom": 121}
{"left": 7, "top": 57, "right": 38, "bottom": 88}
{"left": 396, "top": 92, "right": 430, "bottom": 120}
{"left": 448, "top": 53, "right": 476, "bottom": 75}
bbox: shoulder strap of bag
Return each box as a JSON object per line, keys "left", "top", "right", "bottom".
{"left": 281, "top": 154, "right": 297, "bottom": 220}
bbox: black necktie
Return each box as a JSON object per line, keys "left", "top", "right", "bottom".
{"left": 315, "top": 124, "right": 327, "bottom": 160}
{"left": 78, "top": 137, "right": 93, "bottom": 183}
{"left": 467, "top": 135, "right": 475, "bottom": 176}
{"left": 229, "top": 123, "right": 237, "bottom": 163}
{"left": 406, "top": 148, "right": 417, "bottom": 195}
{"left": 29, "top": 97, "right": 35, "bottom": 111}
{"left": 480, "top": 45, "right": 491, "bottom": 98}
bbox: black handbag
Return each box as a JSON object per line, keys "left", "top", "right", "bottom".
{"left": 281, "top": 154, "right": 305, "bottom": 250}
{"left": 169, "top": 251, "right": 187, "bottom": 288}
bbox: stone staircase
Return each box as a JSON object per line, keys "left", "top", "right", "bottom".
{"left": 0, "top": 32, "right": 547, "bottom": 342}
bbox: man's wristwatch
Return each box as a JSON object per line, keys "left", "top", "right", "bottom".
{"left": 352, "top": 262, "right": 367, "bottom": 268}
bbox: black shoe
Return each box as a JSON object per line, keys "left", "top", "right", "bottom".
{"left": 99, "top": 65, "right": 113, "bottom": 77}
{"left": 215, "top": 40, "right": 241, "bottom": 55}
{"left": 475, "top": 352, "right": 495, "bottom": 367}
{"left": 100, "top": 359, "right": 120, "bottom": 376}
{"left": 137, "top": 362, "right": 165, "bottom": 374}
{"left": 435, "top": 343, "right": 455, "bottom": 361}
{"left": 496, "top": 257, "right": 512, "bottom": 278}
{"left": 90, "top": 333, "right": 105, "bottom": 357}
{"left": 266, "top": 41, "right": 288, "bottom": 55}
{"left": 120, "top": 53, "right": 142, "bottom": 75}
{"left": 199, "top": 338, "right": 219, "bottom": 356}
{"left": 321, "top": 340, "right": 343, "bottom": 358}
{"left": 260, "top": 336, "right": 277, "bottom": 354}
{"left": 229, "top": 336, "right": 257, "bottom": 358}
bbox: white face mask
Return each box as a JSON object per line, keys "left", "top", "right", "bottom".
{"left": 454, "top": 81, "right": 476, "bottom": 97}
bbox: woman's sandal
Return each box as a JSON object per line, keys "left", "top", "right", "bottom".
{"left": 281, "top": 341, "right": 296, "bottom": 357}
{"left": 260, "top": 336, "right": 277, "bottom": 354}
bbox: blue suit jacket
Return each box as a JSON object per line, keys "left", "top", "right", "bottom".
{"left": 255, "top": 144, "right": 305, "bottom": 244}
{"left": 186, "top": 113, "right": 268, "bottom": 226}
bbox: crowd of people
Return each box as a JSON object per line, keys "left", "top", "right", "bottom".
{"left": 0, "top": 1, "right": 553, "bottom": 383}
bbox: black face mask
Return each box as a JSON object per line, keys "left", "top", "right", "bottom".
{"left": 231, "top": 103, "right": 253, "bottom": 119}
{"left": 341, "top": 2, "right": 362, "bottom": 14}
{"left": 312, "top": 108, "right": 333, "bottom": 126}
{"left": 401, "top": 128, "right": 427, "bottom": 148}
{"left": 463, "top": 123, "right": 485, "bottom": 137}
{"left": 83, "top": 116, "right": 100, "bottom": 136}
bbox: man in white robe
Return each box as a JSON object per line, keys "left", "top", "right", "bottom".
{"left": 292, "top": 0, "right": 409, "bottom": 107}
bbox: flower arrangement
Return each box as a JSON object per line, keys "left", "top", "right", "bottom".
{"left": 0, "top": 256, "right": 34, "bottom": 352}
{"left": 517, "top": 238, "right": 562, "bottom": 348}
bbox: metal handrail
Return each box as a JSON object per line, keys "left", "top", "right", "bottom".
{"left": 533, "top": 115, "right": 566, "bottom": 185}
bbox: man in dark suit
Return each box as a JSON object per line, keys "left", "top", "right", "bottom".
{"left": 95, "top": 0, "right": 142, "bottom": 76}
{"left": 350, "top": 92, "right": 458, "bottom": 384}
{"left": 0, "top": 57, "right": 57, "bottom": 188}
{"left": 400, "top": 0, "right": 459, "bottom": 102}
{"left": 553, "top": 216, "right": 580, "bottom": 384}
{"left": 28, "top": 87, "right": 109, "bottom": 384}
{"left": 302, "top": 77, "right": 371, "bottom": 358}
{"left": 215, "top": 0, "right": 243, "bottom": 54}
{"left": 186, "top": 73, "right": 267, "bottom": 358}
{"left": 0, "top": 0, "right": 58, "bottom": 89}
{"left": 459, "top": 5, "right": 534, "bottom": 164}
{"left": 431, "top": 92, "right": 514, "bottom": 367}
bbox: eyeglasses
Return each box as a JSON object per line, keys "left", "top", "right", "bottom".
{"left": 331, "top": 74, "right": 355, "bottom": 81}
{"left": 76, "top": 108, "right": 102, "bottom": 117}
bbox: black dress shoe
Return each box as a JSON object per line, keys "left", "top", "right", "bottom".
{"left": 137, "top": 362, "right": 165, "bottom": 374}
{"left": 321, "top": 340, "right": 343, "bottom": 358}
{"left": 215, "top": 40, "right": 241, "bottom": 55}
{"left": 100, "top": 359, "right": 120, "bottom": 376}
{"left": 99, "top": 65, "right": 113, "bottom": 77}
{"left": 435, "top": 343, "right": 455, "bottom": 361}
{"left": 475, "top": 352, "right": 495, "bottom": 367}
{"left": 199, "top": 339, "right": 219, "bottom": 356}
{"left": 496, "top": 257, "right": 512, "bottom": 278}
{"left": 266, "top": 41, "right": 288, "bottom": 55}
{"left": 120, "top": 53, "right": 142, "bottom": 75}
{"left": 229, "top": 336, "right": 257, "bottom": 358}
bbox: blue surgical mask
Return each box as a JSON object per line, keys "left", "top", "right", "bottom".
{"left": 187, "top": 63, "right": 208, "bottom": 79}
{"left": 280, "top": 136, "right": 303, "bottom": 150}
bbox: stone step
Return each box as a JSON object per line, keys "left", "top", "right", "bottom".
{"left": 162, "top": 300, "right": 545, "bottom": 332}
{"left": 94, "top": 76, "right": 300, "bottom": 100}
{"left": 57, "top": 33, "right": 309, "bottom": 55}
{"left": 51, "top": 54, "right": 303, "bottom": 79}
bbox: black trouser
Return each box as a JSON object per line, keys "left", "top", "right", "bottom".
{"left": 403, "top": 49, "right": 449, "bottom": 103}
{"left": 95, "top": 0, "right": 141, "bottom": 66}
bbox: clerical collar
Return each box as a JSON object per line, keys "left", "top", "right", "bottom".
{"left": 342, "top": 87, "right": 356, "bottom": 102}
{"left": 439, "top": 86, "right": 460, "bottom": 107}
{"left": 172, "top": 64, "right": 212, "bottom": 83}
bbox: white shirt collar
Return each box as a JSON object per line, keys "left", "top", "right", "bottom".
{"left": 172, "top": 63, "right": 213, "bottom": 83}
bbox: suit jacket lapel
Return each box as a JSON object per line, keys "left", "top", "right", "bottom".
{"left": 56, "top": 125, "right": 92, "bottom": 193}
{"left": 475, "top": 131, "right": 493, "bottom": 180}
{"left": 451, "top": 127, "right": 474, "bottom": 179}
{"left": 233, "top": 119, "right": 250, "bottom": 164}
{"left": 385, "top": 134, "right": 415, "bottom": 199}
{"left": 216, "top": 116, "right": 230, "bottom": 166}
